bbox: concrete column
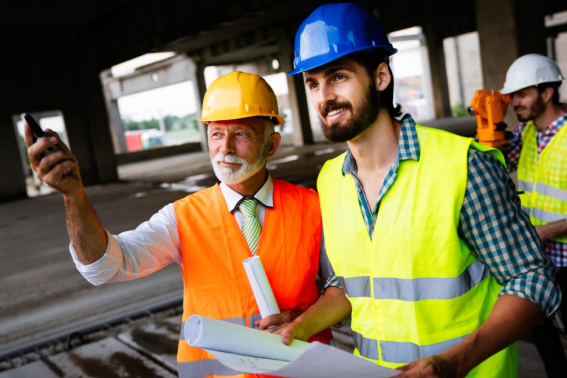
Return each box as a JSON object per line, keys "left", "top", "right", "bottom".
{"left": 476, "top": 0, "right": 519, "bottom": 129}
{"left": 278, "top": 28, "right": 313, "bottom": 146}
{"left": 423, "top": 23, "right": 452, "bottom": 118}
{"left": 0, "top": 115, "right": 27, "bottom": 202}
{"left": 79, "top": 74, "right": 119, "bottom": 184}
{"left": 194, "top": 61, "right": 209, "bottom": 152}
{"left": 100, "top": 70, "right": 127, "bottom": 154}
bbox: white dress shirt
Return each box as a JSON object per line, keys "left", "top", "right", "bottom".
{"left": 70, "top": 176, "right": 275, "bottom": 286}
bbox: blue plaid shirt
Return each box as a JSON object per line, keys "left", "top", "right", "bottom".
{"left": 323, "top": 114, "right": 561, "bottom": 317}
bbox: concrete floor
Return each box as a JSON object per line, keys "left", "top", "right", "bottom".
{"left": 1, "top": 139, "right": 565, "bottom": 376}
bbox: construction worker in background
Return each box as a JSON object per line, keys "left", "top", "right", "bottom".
{"left": 499, "top": 53, "right": 567, "bottom": 378}
{"left": 24, "top": 71, "right": 332, "bottom": 378}
{"left": 257, "top": 3, "right": 561, "bottom": 377}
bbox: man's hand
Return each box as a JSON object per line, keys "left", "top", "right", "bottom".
{"left": 255, "top": 309, "right": 304, "bottom": 330}
{"left": 395, "top": 355, "right": 462, "bottom": 378}
{"left": 261, "top": 317, "right": 311, "bottom": 346}
{"left": 25, "top": 123, "right": 81, "bottom": 196}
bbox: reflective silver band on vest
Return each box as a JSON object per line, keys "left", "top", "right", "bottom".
{"left": 337, "top": 276, "right": 371, "bottom": 298}
{"left": 521, "top": 206, "right": 531, "bottom": 216}
{"left": 179, "top": 315, "right": 261, "bottom": 341}
{"left": 532, "top": 208, "right": 567, "bottom": 223}
{"left": 518, "top": 180, "right": 533, "bottom": 193}
{"left": 352, "top": 330, "right": 470, "bottom": 364}
{"left": 177, "top": 359, "right": 240, "bottom": 378}
{"left": 535, "top": 182, "right": 567, "bottom": 202}
{"left": 338, "top": 260, "right": 490, "bottom": 302}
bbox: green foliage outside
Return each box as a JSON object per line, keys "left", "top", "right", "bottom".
{"left": 451, "top": 102, "right": 470, "bottom": 117}
{"left": 123, "top": 114, "right": 199, "bottom": 132}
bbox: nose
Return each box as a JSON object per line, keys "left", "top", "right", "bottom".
{"left": 510, "top": 94, "right": 520, "bottom": 107}
{"left": 316, "top": 82, "right": 337, "bottom": 114}
{"left": 218, "top": 134, "right": 235, "bottom": 155}
{"left": 319, "top": 81, "right": 337, "bottom": 104}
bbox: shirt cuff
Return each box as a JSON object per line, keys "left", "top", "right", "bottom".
{"left": 499, "top": 267, "right": 562, "bottom": 318}
{"left": 323, "top": 272, "right": 343, "bottom": 292}
{"left": 69, "top": 230, "right": 124, "bottom": 286}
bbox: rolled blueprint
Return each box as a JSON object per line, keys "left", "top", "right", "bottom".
{"left": 185, "top": 315, "right": 309, "bottom": 362}
{"left": 243, "top": 256, "right": 280, "bottom": 318}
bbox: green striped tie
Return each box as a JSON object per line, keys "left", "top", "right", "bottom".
{"left": 239, "top": 199, "right": 261, "bottom": 255}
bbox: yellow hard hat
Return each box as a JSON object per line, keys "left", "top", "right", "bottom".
{"left": 198, "top": 71, "right": 285, "bottom": 126}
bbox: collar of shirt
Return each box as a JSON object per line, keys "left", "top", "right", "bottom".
{"left": 545, "top": 103, "right": 567, "bottom": 135}
{"left": 342, "top": 112, "right": 421, "bottom": 176}
{"left": 219, "top": 173, "right": 274, "bottom": 213}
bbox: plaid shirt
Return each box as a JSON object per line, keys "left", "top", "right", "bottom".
{"left": 505, "top": 103, "right": 567, "bottom": 267}
{"left": 323, "top": 114, "right": 560, "bottom": 317}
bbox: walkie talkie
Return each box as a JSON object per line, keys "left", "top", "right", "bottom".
{"left": 24, "top": 113, "right": 61, "bottom": 157}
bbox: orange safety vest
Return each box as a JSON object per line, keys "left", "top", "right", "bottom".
{"left": 174, "top": 178, "right": 333, "bottom": 378}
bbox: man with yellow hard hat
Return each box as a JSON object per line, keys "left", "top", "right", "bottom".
{"left": 25, "top": 71, "right": 332, "bottom": 378}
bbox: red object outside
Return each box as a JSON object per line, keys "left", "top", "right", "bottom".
{"left": 125, "top": 133, "right": 143, "bottom": 152}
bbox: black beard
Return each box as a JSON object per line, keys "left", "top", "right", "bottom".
{"left": 319, "top": 83, "right": 380, "bottom": 143}
{"left": 515, "top": 95, "right": 545, "bottom": 123}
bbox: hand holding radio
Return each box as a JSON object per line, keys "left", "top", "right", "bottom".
{"left": 24, "top": 114, "right": 81, "bottom": 196}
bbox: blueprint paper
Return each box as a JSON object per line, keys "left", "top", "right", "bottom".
{"left": 207, "top": 342, "right": 399, "bottom": 378}
{"left": 185, "top": 315, "right": 399, "bottom": 378}
{"left": 243, "top": 255, "right": 280, "bottom": 317}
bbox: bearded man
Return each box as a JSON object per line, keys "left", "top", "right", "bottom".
{"left": 500, "top": 53, "right": 567, "bottom": 378}
{"left": 259, "top": 4, "right": 561, "bottom": 378}
{"left": 25, "top": 71, "right": 332, "bottom": 378}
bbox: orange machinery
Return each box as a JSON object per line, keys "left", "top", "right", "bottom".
{"left": 468, "top": 90, "right": 511, "bottom": 148}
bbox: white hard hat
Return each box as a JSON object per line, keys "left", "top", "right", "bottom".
{"left": 500, "top": 53, "right": 564, "bottom": 94}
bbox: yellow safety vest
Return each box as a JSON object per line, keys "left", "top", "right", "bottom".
{"left": 518, "top": 121, "right": 567, "bottom": 243}
{"left": 318, "top": 126, "right": 518, "bottom": 377}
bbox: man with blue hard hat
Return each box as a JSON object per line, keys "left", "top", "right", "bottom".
{"left": 258, "top": 3, "right": 561, "bottom": 377}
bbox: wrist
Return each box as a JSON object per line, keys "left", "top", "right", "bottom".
{"left": 438, "top": 336, "right": 476, "bottom": 378}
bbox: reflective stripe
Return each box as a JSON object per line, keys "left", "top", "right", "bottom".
{"left": 518, "top": 180, "right": 533, "bottom": 193}
{"left": 535, "top": 182, "right": 567, "bottom": 202}
{"left": 249, "top": 314, "right": 262, "bottom": 330}
{"left": 352, "top": 330, "right": 470, "bottom": 364}
{"left": 337, "top": 276, "right": 371, "bottom": 298}
{"left": 339, "top": 261, "right": 489, "bottom": 301}
{"left": 532, "top": 208, "right": 567, "bottom": 223}
{"left": 351, "top": 330, "right": 379, "bottom": 360}
{"left": 381, "top": 334, "right": 469, "bottom": 364}
{"left": 177, "top": 359, "right": 240, "bottom": 378}
{"left": 179, "top": 316, "right": 255, "bottom": 341}
{"left": 373, "top": 260, "right": 490, "bottom": 301}
{"left": 521, "top": 206, "right": 531, "bottom": 216}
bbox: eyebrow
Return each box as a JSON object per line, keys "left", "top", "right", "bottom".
{"left": 305, "top": 66, "right": 355, "bottom": 84}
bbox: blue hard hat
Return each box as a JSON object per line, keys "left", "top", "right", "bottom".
{"left": 288, "top": 3, "right": 397, "bottom": 75}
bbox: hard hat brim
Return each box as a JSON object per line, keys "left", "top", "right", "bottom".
{"left": 287, "top": 46, "right": 398, "bottom": 75}
{"left": 500, "top": 78, "right": 564, "bottom": 95}
{"left": 198, "top": 113, "right": 286, "bottom": 126}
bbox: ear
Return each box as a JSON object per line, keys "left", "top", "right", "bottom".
{"left": 267, "top": 132, "right": 281, "bottom": 158}
{"left": 373, "top": 62, "right": 391, "bottom": 92}
{"left": 541, "top": 87, "right": 554, "bottom": 104}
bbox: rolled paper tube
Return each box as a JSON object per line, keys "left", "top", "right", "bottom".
{"left": 243, "top": 255, "right": 280, "bottom": 318}
{"left": 185, "top": 315, "right": 309, "bottom": 362}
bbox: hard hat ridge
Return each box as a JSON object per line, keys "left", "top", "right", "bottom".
{"left": 288, "top": 2, "right": 397, "bottom": 75}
